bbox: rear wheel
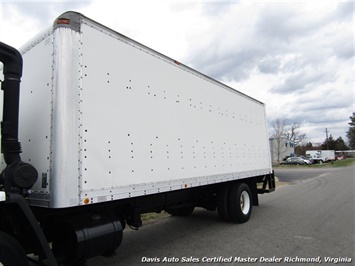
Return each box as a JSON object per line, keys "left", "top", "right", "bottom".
{"left": 227, "top": 183, "right": 252, "bottom": 223}
{"left": 0, "top": 231, "right": 28, "bottom": 266}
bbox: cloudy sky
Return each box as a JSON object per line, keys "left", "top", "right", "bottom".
{"left": 0, "top": 0, "right": 354, "bottom": 145}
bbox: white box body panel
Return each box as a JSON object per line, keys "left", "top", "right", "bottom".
{"left": 3, "top": 12, "right": 272, "bottom": 208}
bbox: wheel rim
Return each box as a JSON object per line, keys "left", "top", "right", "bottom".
{"left": 240, "top": 191, "right": 251, "bottom": 215}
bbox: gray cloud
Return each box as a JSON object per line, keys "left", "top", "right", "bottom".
{"left": 258, "top": 56, "right": 281, "bottom": 74}
{"left": 255, "top": 4, "right": 315, "bottom": 43}
{"left": 200, "top": 50, "right": 260, "bottom": 82}
{"left": 271, "top": 67, "right": 336, "bottom": 94}
{"left": 300, "top": 90, "right": 351, "bottom": 112}
{"left": 189, "top": 2, "right": 353, "bottom": 86}
{"left": 201, "top": 2, "right": 236, "bottom": 16}
{"left": 329, "top": 2, "right": 354, "bottom": 22}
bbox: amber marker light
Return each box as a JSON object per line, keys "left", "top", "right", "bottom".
{"left": 57, "top": 18, "right": 70, "bottom": 25}
{"left": 83, "top": 198, "right": 90, "bottom": 204}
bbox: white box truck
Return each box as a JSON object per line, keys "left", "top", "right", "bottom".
{"left": 306, "top": 150, "right": 335, "bottom": 163}
{"left": 0, "top": 12, "right": 275, "bottom": 265}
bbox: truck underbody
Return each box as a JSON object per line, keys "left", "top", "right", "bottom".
{"left": 1, "top": 173, "right": 274, "bottom": 265}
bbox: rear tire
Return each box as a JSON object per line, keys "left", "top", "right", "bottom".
{"left": 227, "top": 183, "right": 252, "bottom": 223}
{"left": 0, "top": 231, "right": 28, "bottom": 266}
{"left": 217, "top": 185, "right": 230, "bottom": 221}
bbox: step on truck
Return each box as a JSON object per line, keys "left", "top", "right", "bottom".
{"left": 0, "top": 11, "right": 275, "bottom": 266}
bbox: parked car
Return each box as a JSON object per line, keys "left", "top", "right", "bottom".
{"left": 299, "top": 156, "right": 313, "bottom": 164}
{"left": 280, "top": 157, "right": 305, "bottom": 165}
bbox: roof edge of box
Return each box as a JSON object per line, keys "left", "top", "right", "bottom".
{"left": 53, "top": 11, "right": 82, "bottom": 32}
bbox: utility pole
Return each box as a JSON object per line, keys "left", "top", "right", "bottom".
{"left": 324, "top": 128, "right": 329, "bottom": 150}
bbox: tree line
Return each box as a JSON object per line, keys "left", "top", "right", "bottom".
{"left": 271, "top": 112, "right": 355, "bottom": 158}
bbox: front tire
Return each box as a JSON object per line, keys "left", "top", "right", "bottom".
{"left": 227, "top": 183, "right": 252, "bottom": 223}
{"left": 0, "top": 231, "right": 28, "bottom": 266}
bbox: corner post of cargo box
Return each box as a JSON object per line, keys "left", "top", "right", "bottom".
{"left": 54, "top": 11, "right": 82, "bottom": 32}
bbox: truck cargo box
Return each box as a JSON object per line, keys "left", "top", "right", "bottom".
{"left": 1, "top": 12, "right": 272, "bottom": 208}
{"left": 306, "top": 150, "right": 335, "bottom": 163}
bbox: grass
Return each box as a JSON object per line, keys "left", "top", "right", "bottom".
{"left": 273, "top": 158, "right": 355, "bottom": 168}
{"left": 141, "top": 211, "right": 170, "bottom": 222}
{"left": 324, "top": 158, "right": 355, "bottom": 167}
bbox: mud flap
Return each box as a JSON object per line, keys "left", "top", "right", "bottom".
{"left": 258, "top": 171, "right": 276, "bottom": 194}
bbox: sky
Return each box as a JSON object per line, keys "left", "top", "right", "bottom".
{"left": 0, "top": 0, "right": 354, "bottom": 145}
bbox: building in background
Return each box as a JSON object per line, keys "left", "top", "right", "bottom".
{"left": 269, "top": 137, "right": 295, "bottom": 163}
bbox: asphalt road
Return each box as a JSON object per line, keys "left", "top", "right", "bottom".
{"left": 274, "top": 166, "right": 344, "bottom": 183}
{"left": 87, "top": 166, "right": 354, "bottom": 266}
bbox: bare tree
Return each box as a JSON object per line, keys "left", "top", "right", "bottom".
{"left": 270, "top": 119, "right": 307, "bottom": 163}
{"left": 271, "top": 118, "right": 288, "bottom": 163}
{"left": 284, "top": 122, "right": 306, "bottom": 146}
